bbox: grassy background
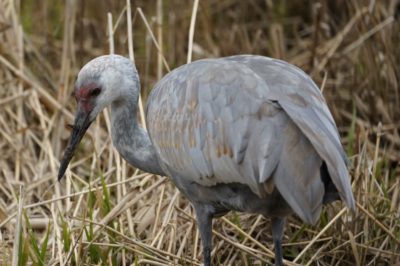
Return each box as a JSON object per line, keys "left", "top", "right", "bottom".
{"left": 0, "top": 0, "right": 399, "bottom": 265}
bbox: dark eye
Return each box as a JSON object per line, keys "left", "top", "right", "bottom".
{"left": 91, "top": 87, "right": 101, "bottom": 97}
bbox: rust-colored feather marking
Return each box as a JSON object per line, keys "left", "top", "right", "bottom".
{"left": 189, "top": 99, "right": 198, "bottom": 110}
{"left": 216, "top": 144, "right": 223, "bottom": 158}
{"left": 223, "top": 143, "right": 233, "bottom": 157}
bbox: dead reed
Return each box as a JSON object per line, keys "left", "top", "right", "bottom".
{"left": 0, "top": 0, "right": 399, "bottom": 265}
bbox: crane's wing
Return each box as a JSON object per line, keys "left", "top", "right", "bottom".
{"left": 146, "top": 58, "right": 338, "bottom": 223}
{"left": 147, "top": 59, "right": 280, "bottom": 195}
{"left": 225, "top": 55, "right": 355, "bottom": 211}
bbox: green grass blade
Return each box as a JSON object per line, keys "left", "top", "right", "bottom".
{"left": 39, "top": 222, "right": 51, "bottom": 263}
{"left": 60, "top": 215, "right": 71, "bottom": 253}
{"left": 23, "top": 212, "right": 44, "bottom": 265}
{"left": 100, "top": 173, "right": 111, "bottom": 216}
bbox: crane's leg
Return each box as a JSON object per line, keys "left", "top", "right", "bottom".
{"left": 272, "top": 217, "right": 286, "bottom": 266}
{"left": 194, "top": 204, "right": 213, "bottom": 266}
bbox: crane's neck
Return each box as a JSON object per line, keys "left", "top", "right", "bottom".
{"left": 110, "top": 99, "right": 165, "bottom": 176}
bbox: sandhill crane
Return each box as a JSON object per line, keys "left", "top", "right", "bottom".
{"left": 58, "top": 54, "right": 355, "bottom": 266}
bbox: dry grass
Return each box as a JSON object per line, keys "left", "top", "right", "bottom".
{"left": 0, "top": 0, "right": 399, "bottom": 265}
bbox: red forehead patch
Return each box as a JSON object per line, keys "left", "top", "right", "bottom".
{"left": 75, "top": 83, "right": 98, "bottom": 100}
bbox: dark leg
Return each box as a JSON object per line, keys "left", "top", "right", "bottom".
{"left": 194, "top": 204, "right": 214, "bottom": 266}
{"left": 272, "top": 217, "right": 286, "bottom": 266}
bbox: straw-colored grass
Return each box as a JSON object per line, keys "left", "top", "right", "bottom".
{"left": 0, "top": 0, "right": 399, "bottom": 265}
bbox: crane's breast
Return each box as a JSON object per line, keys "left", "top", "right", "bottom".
{"left": 146, "top": 59, "right": 284, "bottom": 195}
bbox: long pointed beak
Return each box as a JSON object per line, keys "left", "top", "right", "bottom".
{"left": 58, "top": 105, "right": 93, "bottom": 181}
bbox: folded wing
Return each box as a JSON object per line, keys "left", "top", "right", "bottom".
{"left": 146, "top": 56, "right": 354, "bottom": 223}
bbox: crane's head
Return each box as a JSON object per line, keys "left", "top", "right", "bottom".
{"left": 58, "top": 55, "right": 139, "bottom": 181}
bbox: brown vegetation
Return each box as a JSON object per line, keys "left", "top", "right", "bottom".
{"left": 0, "top": 0, "right": 399, "bottom": 265}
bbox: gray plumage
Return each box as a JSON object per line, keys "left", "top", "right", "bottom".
{"left": 58, "top": 54, "right": 355, "bottom": 266}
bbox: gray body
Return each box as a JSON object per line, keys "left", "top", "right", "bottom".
{"left": 60, "top": 54, "right": 355, "bottom": 266}
{"left": 146, "top": 55, "right": 354, "bottom": 221}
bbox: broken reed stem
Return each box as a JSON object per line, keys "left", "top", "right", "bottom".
{"left": 126, "top": 0, "right": 134, "bottom": 62}
{"left": 10, "top": 218, "right": 50, "bottom": 230}
{"left": 108, "top": 12, "right": 114, "bottom": 54}
{"left": 187, "top": 0, "right": 199, "bottom": 64}
{"left": 348, "top": 231, "right": 361, "bottom": 266}
{"left": 157, "top": 0, "right": 163, "bottom": 80}
{"left": 11, "top": 186, "right": 24, "bottom": 266}
{"left": 320, "top": 71, "right": 328, "bottom": 93}
{"left": 16, "top": 24, "right": 25, "bottom": 174}
{"left": 152, "top": 183, "right": 165, "bottom": 236}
